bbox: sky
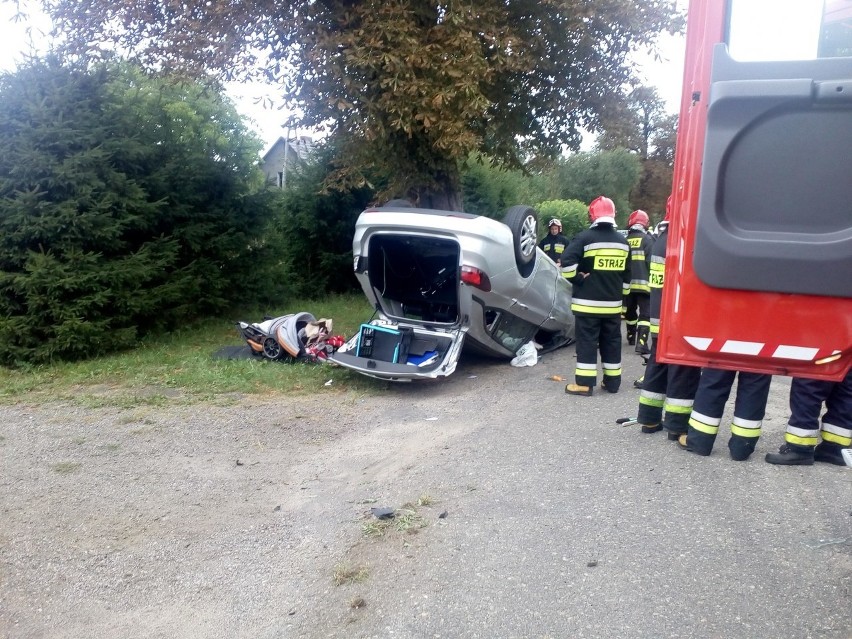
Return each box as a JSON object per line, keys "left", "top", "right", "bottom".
{"left": 0, "top": 3, "right": 687, "bottom": 154}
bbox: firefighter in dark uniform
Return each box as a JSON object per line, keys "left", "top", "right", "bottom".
{"left": 539, "top": 218, "right": 569, "bottom": 266}
{"left": 679, "top": 368, "right": 773, "bottom": 460}
{"left": 765, "top": 369, "right": 852, "bottom": 465}
{"left": 561, "top": 196, "right": 630, "bottom": 396}
{"left": 624, "top": 210, "right": 654, "bottom": 356}
{"left": 636, "top": 204, "right": 702, "bottom": 436}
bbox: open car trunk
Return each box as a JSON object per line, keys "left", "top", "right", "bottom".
{"left": 330, "top": 233, "right": 468, "bottom": 381}
{"left": 366, "top": 234, "right": 461, "bottom": 325}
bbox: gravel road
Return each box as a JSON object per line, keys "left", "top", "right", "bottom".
{"left": 1, "top": 343, "right": 850, "bottom": 639}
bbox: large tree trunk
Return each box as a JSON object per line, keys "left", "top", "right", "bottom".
{"left": 407, "top": 168, "right": 462, "bottom": 211}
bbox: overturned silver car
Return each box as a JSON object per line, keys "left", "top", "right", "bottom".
{"left": 330, "top": 203, "right": 575, "bottom": 381}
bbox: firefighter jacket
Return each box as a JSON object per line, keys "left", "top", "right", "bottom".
{"left": 539, "top": 232, "right": 570, "bottom": 264}
{"left": 561, "top": 225, "right": 630, "bottom": 316}
{"left": 626, "top": 228, "right": 654, "bottom": 294}
{"left": 649, "top": 227, "right": 667, "bottom": 335}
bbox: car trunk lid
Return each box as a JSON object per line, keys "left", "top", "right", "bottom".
{"left": 330, "top": 229, "right": 473, "bottom": 380}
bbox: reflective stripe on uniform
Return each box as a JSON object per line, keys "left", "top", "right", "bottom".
{"left": 583, "top": 248, "right": 628, "bottom": 258}
{"left": 663, "top": 397, "right": 694, "bottom": 415}
{"left": 583, "top": 242, "right": 630, "bottom": 253}
{"left": 571, "top": 298, "right": 623, "bottom": 315}
{"left": 639, "top": 390, "right": 665, "bottom": 408}
{"left": 562, "top": 264, "right": 578, "bottom": 279}
{"left": 689, "top": 410, "right": 720, "bottom": 435}
{"left": 821, "top": 420, "right": 852, "bottom": 446}
{"left": 650, "top": 318, "right": 660, "bottom": 335}
{"left": 784, "top": 424, "right": 819, "bottom": 447}
{"left": 730, "top": 416, "right": 762, "bottom": 439}
{"left": 602, "top": 362, "right": 622, "bottom": 377}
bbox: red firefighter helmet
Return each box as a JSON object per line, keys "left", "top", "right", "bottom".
{"left": 588, "top": 196, "right": 616, "bottom": 225}
{"left": 628, "top": 210, "right": 650, "bottom": 229}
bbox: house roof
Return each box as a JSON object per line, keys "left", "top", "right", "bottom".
{"left": 262, "top": 135, "right": 314, "bottom": 163}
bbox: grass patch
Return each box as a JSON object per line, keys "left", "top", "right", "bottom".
{"left": 129, "top": 425, "right": 161, "bottom": 436}
{"left": 116, "top": 412, "right": 148, "bottom": 426}
{"left": 362, "top": 501, "right": 431, "bottom": 538}
{"left": 416, "top": 494, "right": 436, "bottom": 507}
{"left": 51, "top": 461, "right": 81, "bottom": 474}
{"left": 0, "top": 294, "right": 382, "bottom": 407}
{"left": 333, "top": 563, "right": 370, "bottom": 586}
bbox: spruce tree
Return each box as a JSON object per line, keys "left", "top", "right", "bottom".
{"left": 0, "top": 59, "right": 273, "bottom": 364}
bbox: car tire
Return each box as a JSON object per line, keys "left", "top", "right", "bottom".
{"left": 504, "top": 205, "right": 538, "bottom": 278}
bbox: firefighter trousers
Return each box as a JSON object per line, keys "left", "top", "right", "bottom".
{"left": 574, "top": 314, "right": 622, "bottom": 391}
{"left": 686, "top": 368, "right": 772, "bottom": 459}
{"left": 623, "top": 292, "right": 650, "bottom": 348}
{"left": 783, "top": 369, "right": 852, "bottom": 454}
{"left": 637, "top": 338, "right": 701, "bottom": 433}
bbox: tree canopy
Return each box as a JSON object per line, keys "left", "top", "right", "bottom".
{"left": 27, "top": 0, "right": 682, "bottom": 209}
{"left": 596, "top": 86, "right": 677, "bottom": 218}
{"left": 550, "top": 148, "right": 642, "bottom": 223}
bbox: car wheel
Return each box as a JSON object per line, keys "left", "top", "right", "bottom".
{"left": 262, "top": 337, "right": 283, "bottom": 360}
{"left": 504, "top": 205, "right": 538, "bottom": 277}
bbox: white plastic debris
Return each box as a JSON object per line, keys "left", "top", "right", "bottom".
{"left": 510, "top": 341, "right": 539, "bottom": 367}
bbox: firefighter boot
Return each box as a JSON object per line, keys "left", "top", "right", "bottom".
{"left": 813, "top": 442, "right": 847, "bottom": 466}
{"left": 678, "top": 428, "right": 714, "bottom": 456}
{"left": 626, "top": 326, "right": 636, "bottom": 346}
{"left": 765, "top": 443, "right": 814, "bottom": 465}
{"left": 635, "top": 326, "right": 651, "bottom": 356}
{"left": 565, "top": 383, "right": 593, "bottom": 397}
{"left": 728, "top": 434, "right": 758, "bottom": 461}
{"left": 640, "top": 423, "right": 662, "bottom": 434}
{"left": 666, "top": 429, "right": 684, "bottom": 441}
{"left": 602, "top": 378, "right": 620, "bottom": 394}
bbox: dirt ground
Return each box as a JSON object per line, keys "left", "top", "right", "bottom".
{"left": 1, "top": 347, "right": 850, "bottom": 639}
{"left": 0, "top": 352, "right": 503, "bottom": 638}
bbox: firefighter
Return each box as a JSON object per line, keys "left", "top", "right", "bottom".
{"left": 765, "top": 370, "right": 852, "bottom": 465}
{"left": 561, "top": 196, "right": 630, "bottom": 396}
{"left": 539, "top": 218, "right": 569, "bottom": 266}
{"left": 624, "top": 210, "right": 653, "bottom": 355}
{"left": 636, "top": 203, "right": 701, "bottom": 436}
{"left": 678, "top": 369, "right": 773, "bottom": 460}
